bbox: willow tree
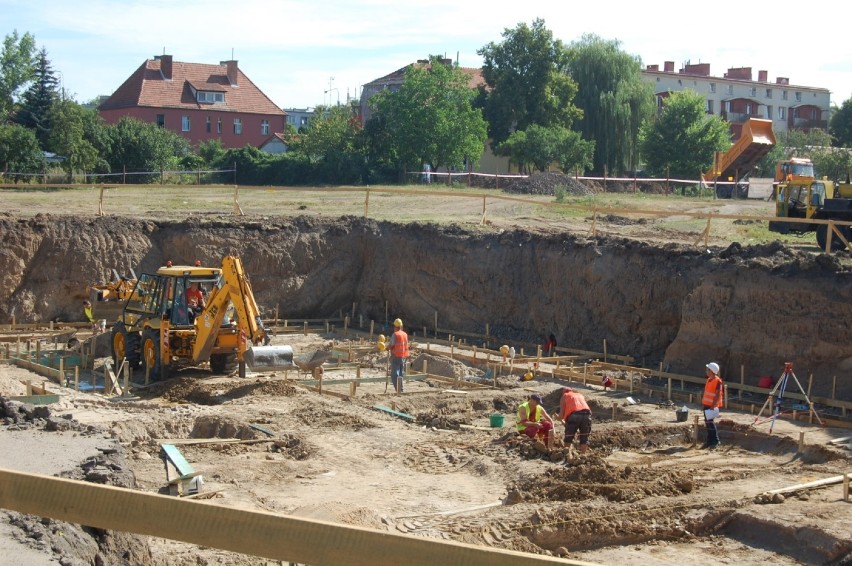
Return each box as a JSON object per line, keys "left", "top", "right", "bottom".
{"left": 566, "top": 34, "right": 654, "bottom": 176}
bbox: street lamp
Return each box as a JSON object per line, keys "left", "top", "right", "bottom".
{"left": 324, "top": 87, "right": 339, "bottom": 106}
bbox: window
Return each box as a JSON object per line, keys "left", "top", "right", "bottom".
{"left": 767, "top": 105, "right": 773, "bottom": 119}
{"left": 765, "top": 88, "right": 772, "bottom": 99}
{"left": 206, "top": 116, "right": 211, "bottom": 133}
{"left": 217, "top": 118, "right": 222, "bottom": 134}
{"left": 746, "top": 103, "right": 752, "bottom": 115}
{"left": 779, "top": 107, "right": 786, "bottom": 119}
{"left": 197, "top": 91, "right": 225, "bottom": 103}
{"left": 795, "top": 92, "right": 802, "bottom": 102}
{"left": 234, "top": 118, "right": 242, "bottom": 134}
{"left": 181, "top": 115, "right": 190, "bottom": 132}
{"left": 299, "top": 116, "right": 309, "bottom": 126}
{"left": 156, "top": 114, "right": 165, "bottom": 127}
{"left": 287, "top": 115, "right": 297, "bottom": 125}
{"left": 706, "top": 99, "right": 714, "bottom": 114}
{"left": 261, "top": 119, "right": 269, "bottom": 135}
{"left": 749, "top": 87, "right": 756, "bottom": 96}
{"left": 709, "top": 83, "right": 716, "bottom": 93}
{"left": 725, "top": 84, "right": 733, "bottom": 95}
{"left": 782, "top": 90, "right": 788, "bottom": 100}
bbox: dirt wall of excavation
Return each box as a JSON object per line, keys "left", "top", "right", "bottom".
{"left": 1, "top": 213, "right": 850, "bottom": 397}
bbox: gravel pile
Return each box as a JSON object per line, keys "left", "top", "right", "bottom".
{"left": 502, "top": 172, "right": 596, "bottom": 196}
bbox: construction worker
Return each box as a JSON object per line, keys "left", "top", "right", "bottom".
{"left": 543, "top": 333, "right": 557, "bottom": 356}
{"left": 387, "top": 318, "right": 409, "bottom": 393}
{"left": 516, "top": 393, "right": 554, "bottom": 449}
{"left": 82, "top": 300, "right": 98, "bottom": 333}
{"left": 559, "top": 387, "right": 592, "bottom": 453}
{"left": 702, "top": 362, "right": 724, "bottom": 449}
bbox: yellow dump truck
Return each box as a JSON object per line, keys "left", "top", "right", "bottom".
{"left": 110, "top": 256, "right": 293, "bottom": 380}
{"left": 703, "top": 118, "right": 776, "bottom": 198}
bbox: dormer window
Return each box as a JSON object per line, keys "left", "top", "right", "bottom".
{"left": 197, "top": 91, "right": 225, "bottom": 104}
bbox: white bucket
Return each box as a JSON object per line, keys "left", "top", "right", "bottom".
{"left": 98, "top": 319, "right": 107, "bottom": 332}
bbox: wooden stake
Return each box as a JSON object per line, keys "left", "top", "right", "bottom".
{"left": 603, "top": 339, "right": 607, "bottom": 363}
{"left": 844, "top": 473, "right": 849, "bottom": 502}
{"left": 693, "top": 414, "right": 700, "bottom": 443}
{"left": 667, "top": 377, "right": 672, "bottom": 400}
{"left": 369, "top": 320, "right": 374, "bottom": 339}
{"left": 740, "top": 365, "right": 744, "bottom": 400}
{"left": 74, "top": 367, "right": 79, "bottom": 391}
{"left": 611, "top": 403, "right": 617, "bottom": 421}
{"left": 798, "top": 431, "right": 805, "bottom": 452}
{"left": 303, "top": 321, "right": 308, "bottom": 336}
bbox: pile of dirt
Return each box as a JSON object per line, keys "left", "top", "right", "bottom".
{"left": 150, "top": 377, "right": 298, "bottom": 404}
{"left": 190, "top": 415, "right": 261, "bottom": 440}
{"left": 507, "top": 455, "right": 694, "bottom": 503}
{"left": 411, "top": 353, "right": 484, "bottom": 381}
{"left": 290, "top": 406, "right": 377, "bottom": 430}
{"left": 502, "top": 173, "right": 596, "bottom": 196}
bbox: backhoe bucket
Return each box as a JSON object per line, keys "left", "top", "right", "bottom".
{"left": 245, "top": 345, "right": 295, "bottom": 371}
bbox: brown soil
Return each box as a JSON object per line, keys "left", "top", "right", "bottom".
{"left": 0, "top": 189, "right": 851, "bottom": 565}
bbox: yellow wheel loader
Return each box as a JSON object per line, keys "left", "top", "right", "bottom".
{"left": 110, "top": 256, "right": 293, "bottom": 381}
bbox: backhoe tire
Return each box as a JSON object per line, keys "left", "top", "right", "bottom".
{"left": 210, "top": 353, "right": 238, "bottom": 375}
{"left": 111, "top": 322, "right": 141, "bottom": 370}
{"left": 142, "top": 328, "right": 165, "bottom": 381}
{"left": 816, "top": 224, "right": 848, "bottom": 251}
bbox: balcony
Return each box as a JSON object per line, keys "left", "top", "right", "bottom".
{"left": 792, "top": 118, "right": 827, "bottom": 129}
{"left": 722, "top": 111, "right": 766, "bottom": 123}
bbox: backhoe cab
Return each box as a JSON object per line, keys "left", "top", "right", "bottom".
{"left": 111, "top": 256, "right": 293, "bottom": 381}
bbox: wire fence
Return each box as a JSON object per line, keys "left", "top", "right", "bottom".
{"left": 0, "top": 167, "right": 237, "bottom": 185}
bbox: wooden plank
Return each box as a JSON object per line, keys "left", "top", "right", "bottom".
{"left": 160, "top": 444, "right": 196, "bottom": 478}
{"left": 8, "top": 394, "right": 60, "bottom": 405}
{"left": 373, "top": 405, "right": 416, "bottom": 422}
{"left": 761, "top": 473, "right": 852, "bottom": 497}
{"left": 0, "top": 468, "right": 585, "bottom": 566}
{"left": 10, "top": 357, "right": 62, "bottom": 383}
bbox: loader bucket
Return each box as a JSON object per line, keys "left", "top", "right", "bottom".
{"left": 244, "top": 345, "right": 295, "bottom": 371}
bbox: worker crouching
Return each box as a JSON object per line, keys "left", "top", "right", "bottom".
{"left": 559, "top": 387, "right": 592, "bottom": 454}
{"left": 516, "top": 394, "right": 555, "bottom": 449}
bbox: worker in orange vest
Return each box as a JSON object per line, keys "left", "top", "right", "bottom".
{"left": 387, "top": 318, "right": 409, "bottom": 393}
{"left": 702, "top": 362, "right": 724, "bottom": 449}
{"left": 559, "top": 387, "right": 592, "bottom": 453}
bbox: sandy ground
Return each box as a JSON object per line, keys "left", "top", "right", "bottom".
{"left": 1, "top": 331, "right": 850, "bottom": 565}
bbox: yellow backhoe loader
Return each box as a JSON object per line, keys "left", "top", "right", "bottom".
{"left": 110, "top": 256, "right": 293, "bottom": 380}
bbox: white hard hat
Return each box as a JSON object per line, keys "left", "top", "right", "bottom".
{"left": 706, "top": 362, "right": 720, "bottom": 375}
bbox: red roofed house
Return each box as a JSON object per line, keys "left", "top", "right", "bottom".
{"left": 98, "top": 55, "right": 286, "bottom": 148}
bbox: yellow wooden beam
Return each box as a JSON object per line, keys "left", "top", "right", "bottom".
{"left": 0, "top": 468, "right": 592, "bottom": 566}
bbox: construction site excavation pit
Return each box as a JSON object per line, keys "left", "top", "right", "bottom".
{"left": 1, "top": 213, "right": 851, "bottom": 565}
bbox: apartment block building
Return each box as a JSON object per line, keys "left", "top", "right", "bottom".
{"left": 642, "top": 61, "right": 829, "bottom": 140}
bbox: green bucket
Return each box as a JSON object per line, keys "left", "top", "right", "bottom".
{"left": 489, "top": 414, "right": 505, "bottom": 428}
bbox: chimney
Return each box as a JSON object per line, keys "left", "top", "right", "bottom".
{"left": 221, "top": 60, "right": 238, "bottom": 86}
{"left": 776, "top": 77, "right": 789, "bottom": 85}
{"left": 724, "top": 67, "right": 752, "bottom": 80}
{"left": 157, "top": 54, "right": 173, "bottom": 80}
{"left": 682, "top": 63, "right": 711, "bottom": 76}
{"left": 758, "top": 70, "right": 768, "bottom": 82}
{"left": 664, "top": 61, "right": 675, "bottom": 72}
{"left": 646, "top": 64, "right": 659, "bottom": 71}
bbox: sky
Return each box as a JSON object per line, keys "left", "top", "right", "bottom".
{"left": 4, "top": 0, "right": 852, "bottom": 111}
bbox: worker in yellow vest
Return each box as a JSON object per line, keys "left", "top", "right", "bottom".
{"left": 82, "top": 300, "right": 98, "bottom": 333}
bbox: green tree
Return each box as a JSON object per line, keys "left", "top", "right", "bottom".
{"left": 197, "top": 139, "right": 226, "bottom": 167}
{"left": 368, "top": 56, "right": 488, "bottom": 176}
{"left": 477, "top": 19, "right": 582, "bottom": 146}
{"left": 639, "top": 90, "right": 730, "bottom": 179}
{"left": 497, "top": 124, "right": 593, "bottom": 173}
{"left": 567, "top": 34, "right": 654, "bottom": 175}
{"left": 47, "top": 99, "right": 99, "bottom": 181}
{"left": 0, "top": 123, "right": 45, "bottom": 181}
{"left": 0, "top": 30, "right": 37, "bottom": 120}
{"left": 754, "top": 128, "right": 835, "bottom": 177}
{"left": 293, "top": 103, "right": 364, "bottom": 183}
{"left": 830, "top": 98, "right": 852, "bottom": 147}
{"left": 104, "top": 116, "right": 191, "bottom": 182}
{"left": 13, "top": 47, "right": 59, "bottom": 147}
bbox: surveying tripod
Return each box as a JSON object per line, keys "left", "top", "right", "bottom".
{"left": 753, "top": 362, "right": 822, "bottom": 433}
